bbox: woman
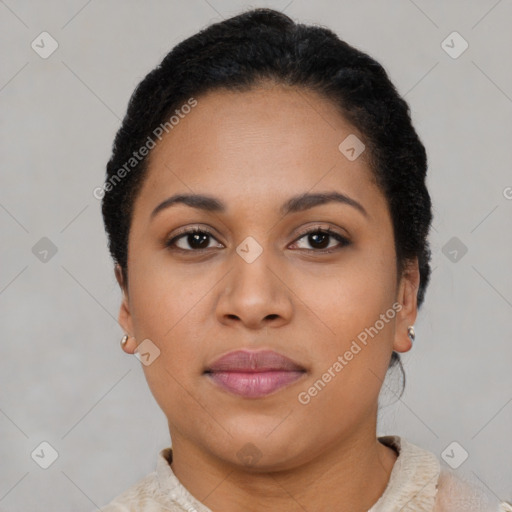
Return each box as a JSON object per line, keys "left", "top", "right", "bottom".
{"left": 97, "top": 7, "right": 510, "bottom": 512}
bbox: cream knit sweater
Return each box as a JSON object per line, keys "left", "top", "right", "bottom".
{"left": 97, "top": 436, "right": 511, "bottom": 511}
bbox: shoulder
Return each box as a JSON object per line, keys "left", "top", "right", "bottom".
{"left": 371, "top": 435, "right": 440, "bottom": 511}
{"left": 375, "top": 436, "right": 510, "bottom": 512}
{"left": 433, "top": 467, "right": 511, "bottom": 512}
{"left": 94, "top": 447, "right": 210, "bottom": 512}
{"left": 95, "top": 471, "right": 165, "bottom": 512}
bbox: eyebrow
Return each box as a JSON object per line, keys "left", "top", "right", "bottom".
{"left": 150, "top": 191, "right": 368, "bottom": 219}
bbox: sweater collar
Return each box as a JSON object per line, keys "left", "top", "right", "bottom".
{"left": 369, "top": 435, "right": 440, "bottom": 511}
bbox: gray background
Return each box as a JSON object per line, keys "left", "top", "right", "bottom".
{"left": 1, "top": 1, "right": 511, "bottom": 510}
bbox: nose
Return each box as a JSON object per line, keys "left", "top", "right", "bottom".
{"left": 215, "top": 247, "right": 293, "bottom": 330}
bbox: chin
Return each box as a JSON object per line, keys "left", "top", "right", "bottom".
{"left": 211, "top": 427, "right": 309, "bottom": 470}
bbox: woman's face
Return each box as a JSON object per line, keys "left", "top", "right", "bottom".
{"left": 116, "top": 83, "right": 418, "bottom": 470}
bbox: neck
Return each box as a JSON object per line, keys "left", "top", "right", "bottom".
{"left": 168, "top": 420, "right": 398, "bottom": 511}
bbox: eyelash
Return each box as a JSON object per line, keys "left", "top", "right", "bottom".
{"left": 165, "top": 226, "right": 351, "bottom": 254}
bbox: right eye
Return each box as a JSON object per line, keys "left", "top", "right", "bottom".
{"left": 165, "top": 227, "right": 224, "bottom": 252}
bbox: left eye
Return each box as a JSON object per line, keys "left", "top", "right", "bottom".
{"left": 292, "top": 228, "right": 350, "bottom": 252}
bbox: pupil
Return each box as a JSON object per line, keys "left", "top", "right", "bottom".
{"left": 310, "top": 232, "right": 328, "bottom": 249}
{"left": 190, "top": 233, "right": 209, "bottom": 249}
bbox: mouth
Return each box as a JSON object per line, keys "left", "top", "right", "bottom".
{"left": 205, "top": 370, "right": 306, "bottom": 398}
{"left": 204, "top": 349, "right": 307, "bottom": 398}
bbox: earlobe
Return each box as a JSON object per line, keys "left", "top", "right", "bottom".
{"left": 393, "top": 259, "right": 420, "bottom": 353}
{"left": 114, "top": 264, "right": 136, "bottom": 353}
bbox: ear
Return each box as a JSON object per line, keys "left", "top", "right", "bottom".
{"left": 393, "top": 258, "right": 420, "bottom": 353}
{"left": 115, "top": 264, "right": 137, "bottom": 354}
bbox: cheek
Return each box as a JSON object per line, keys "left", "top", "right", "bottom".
{"left": 129, "top": 250, "right": 207, "bottom": 336}
{"left": 294, "top": 282, "right": 397, "bottom": 430}
{"left": 127, "top": 258, "right": 212, "bottom": 388}
{"left": 292, "top": 249, "right": 397, "bottom": 412}
{"left": 295, "top": 249, "right": 396, "bottom": 344}
{"left": 130, "top": 272, "right": 209, "bottom": 419}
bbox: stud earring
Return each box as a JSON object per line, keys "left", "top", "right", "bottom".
{"left": 121, "top": 334, "right": 129, "bottom": 348}
{"left": 407, "top": 325, "right": 415, "bottom": 344}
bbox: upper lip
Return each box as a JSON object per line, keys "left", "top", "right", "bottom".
{"left": 204, "top": 349, "right": 306, "bottom": 373}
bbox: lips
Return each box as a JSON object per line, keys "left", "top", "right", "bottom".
{"left": 205, "top": 349, "right": 306, "bottom": 373}
{"left": 204, "top": 349, "right": 307, "bottom": 398}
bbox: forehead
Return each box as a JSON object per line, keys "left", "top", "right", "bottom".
{"left": 134, "top": 84, "right": 383, "bottom": 218}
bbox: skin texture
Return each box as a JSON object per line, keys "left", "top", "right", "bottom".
{"left": 115, "top": 82, "right": 420, "bottom": 511}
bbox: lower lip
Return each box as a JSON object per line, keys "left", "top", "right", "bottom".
{"left": 206, "top": 370, "right": 305, "bottom": 398}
